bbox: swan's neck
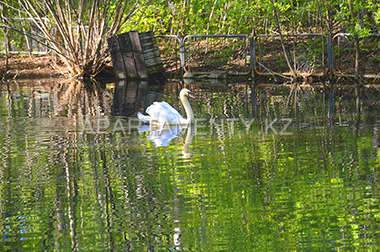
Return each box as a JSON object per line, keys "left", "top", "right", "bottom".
{"left": 180, "top": 94, "right": 194, "bottom": 124}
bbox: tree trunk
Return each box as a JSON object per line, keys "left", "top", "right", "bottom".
{"left": 354, "top": 35, "right": 360, "bottom": 81}
{"left": 4, "top": 28, "right": 9, "bottom": 70}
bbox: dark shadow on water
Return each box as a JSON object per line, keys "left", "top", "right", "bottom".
{"left": 110, "top": 79, "right": 198, "bottom": 117}
{"left": 111, "top": 80, "right": 166, "bottom": 117}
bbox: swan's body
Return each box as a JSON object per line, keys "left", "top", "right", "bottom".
{"left": 138, "top": 88, "right": 194, "bottom": 125}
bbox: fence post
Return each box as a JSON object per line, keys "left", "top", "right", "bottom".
{"left": 154, "top": 35, "right": 184, "bottom": 71}
{"left": 179, "top": 38, "right": 185, "bottom": 70}
{"left": 252, "top": 37, "right": 256, "bottom": 73}
{"left": 251, "top": 36, "right": 255, "bottom": 78}
{"left": 327, "top": 35, "right": 334, "bottom": 73}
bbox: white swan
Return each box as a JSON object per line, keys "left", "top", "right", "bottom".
{"left": 137, "top": 88, "right": 194, "bottom": 125}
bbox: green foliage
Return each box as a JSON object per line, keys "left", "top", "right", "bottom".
{"left": 376, "top": 9, "right": 380, "bottom": 24}
{"left": 119, "top": 0, "right": 380, "bottom": 37}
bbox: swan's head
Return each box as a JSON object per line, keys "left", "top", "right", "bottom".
{"left": 180, "top": 88, "right": 194, "bottom": 99}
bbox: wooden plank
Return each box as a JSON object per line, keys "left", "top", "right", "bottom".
{"left": 108, "top": 30, "right": 164, "bottom": 79}
{"left": 117, "top": 33, "right": 138, "bottom": 79}
{"left": 145, "top": 57, "right": 163, "bottom": 67}
{"left": 128, "top": 31, "right": 148, "bottom": 79}
{"left": 139, "top": 31, "right": 164, "bottom": 75}
{"left": 143, "top": 50, "right": 161, "bottom": 60}
{"left": 107, "top": 36, "right": 125, "bottom": 79}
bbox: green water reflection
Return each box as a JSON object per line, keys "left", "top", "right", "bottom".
{"left": 1, "top": 80, "right": 380, "bottom": 251}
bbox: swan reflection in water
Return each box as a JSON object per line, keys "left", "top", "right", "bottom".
{"left": 139, "top": 123, "right": 195, "bottom": 157}
{"left": 138, "top": 88, "right": 195, "bottom": 157}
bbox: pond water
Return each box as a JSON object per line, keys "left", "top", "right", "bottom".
{"left": 1, "top": 78, "right": 380, "bottom": 251}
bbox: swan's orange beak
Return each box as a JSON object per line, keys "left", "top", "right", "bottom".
{"left": 188, "top": 92, "right": 195, "bottom": 99}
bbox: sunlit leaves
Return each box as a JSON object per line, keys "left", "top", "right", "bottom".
{"left": 118, "top": 0, "right": 380, "bottom": 37}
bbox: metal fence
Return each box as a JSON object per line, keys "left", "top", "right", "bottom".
{"left": 333, "top": 33, "right": 380, "bottom": 78}
{"left": 155, "top": 35, "right": 183, "bottom": 73}
{"left": 254, "top": 33, "right": 333, "bottom": 77}
{"left": 156, "top": 34, "right": 253, "bottom": 75}
{"left": 183, "top": 34, "right": 253, "bottom": 74}
{"left": 2, "top": 17, "right": 379, "bottom": 78}
{"left": 155, "top": 33, "right": 336, "bottom": 77}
